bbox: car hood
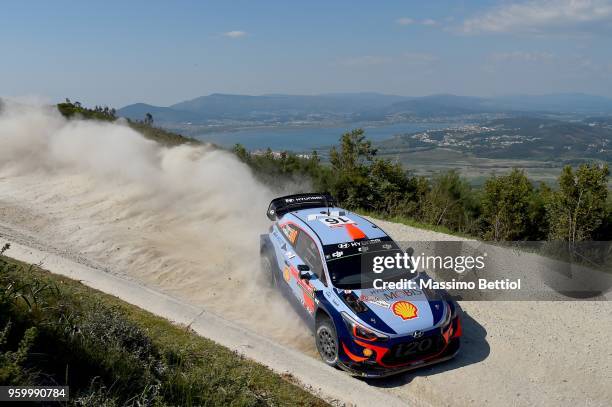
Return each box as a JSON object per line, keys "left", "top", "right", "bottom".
{"left": 350, "top": 287, "right": 441, "bottom": 335}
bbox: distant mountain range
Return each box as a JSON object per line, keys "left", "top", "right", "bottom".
{"left": 117, "top": 92, "right": 612, "bottom": 125}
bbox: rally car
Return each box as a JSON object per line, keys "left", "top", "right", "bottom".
{"left": 260, "top": 193, "right": 461, "bottom": 377}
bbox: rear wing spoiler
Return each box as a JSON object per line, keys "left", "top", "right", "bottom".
{"left": 267, "top": 193, "right": 335, "bottom": 221}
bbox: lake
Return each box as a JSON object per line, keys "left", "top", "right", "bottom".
{"left": 192, "top": 122, "right": 452, "bottom": 151}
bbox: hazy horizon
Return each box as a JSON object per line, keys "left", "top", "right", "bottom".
{"left": 120, "top": 90, "right": 612, "bottom": 109}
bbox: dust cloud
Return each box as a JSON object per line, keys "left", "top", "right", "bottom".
{"left": 0, "top": 102, "right": 312, "bottom": 349}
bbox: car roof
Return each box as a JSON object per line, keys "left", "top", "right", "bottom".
{"left": 280, "top": 207, "right": 389, "bottom": 246}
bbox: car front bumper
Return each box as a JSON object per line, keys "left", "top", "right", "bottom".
{"left": 338, "top": 337, "right": 461, "bottom": 378}
{"left": 337, "top": 314, "right": 462, "bottom": 378}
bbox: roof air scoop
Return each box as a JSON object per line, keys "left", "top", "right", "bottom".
{"left": 266, "top": 193, "right": 336, "bottom": 220}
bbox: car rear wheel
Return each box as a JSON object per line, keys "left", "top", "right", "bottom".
{"left": 260, "top": 254, "right": 277, "bottom": 287}
{"left": 316, "top": 317, "right": 338, "bottom": 366}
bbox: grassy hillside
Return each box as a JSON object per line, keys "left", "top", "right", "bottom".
{"left": 57, "top": 101, "right": 199, "bottom": 147}
{"left": 128, "top": 121, "right": 201, "bottom": 147}
{"left": 0, "top": 251, "right": 327, "bottom": 406}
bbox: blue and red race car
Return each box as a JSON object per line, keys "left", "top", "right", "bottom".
{"left": 260, "top": 193, "right": 461, "bottom": 377}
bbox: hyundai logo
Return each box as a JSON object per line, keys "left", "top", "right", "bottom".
{"left": 412, "top": 330, "right": 423, "bottom": 338}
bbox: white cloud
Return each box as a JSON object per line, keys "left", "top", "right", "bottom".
{"left": 461, "top": 0, "right": 612, "bottom": 34}
{"left": 484, "top": 51, "right": 612, "bottom": 79}
{"left": 396, "top": 17, "right": 440, "bottom": 26}
{"left": 340, "top": 55, "right": 393, "bottom": 66}
{"left": 483, "top": 51, "right": 555, "bottom": 73}
{"left": 339, "top": 53, "right": 438, "bottom": 67}
{"left": 396, "top": 17, "right": 414, "bottom": 25}
{"left": 566, "top": 56, "right": 612, "bottom": 75}
{"left": 490, "top": 51, "right": 555, "bottom": 62}
{"left": 223, "top": 30, "right": 247, "bottom": 38}
{"left": 402, "top": 52, "right": 439, "bottom": 64}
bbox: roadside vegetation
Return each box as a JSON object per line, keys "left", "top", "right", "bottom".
{"left": 0, "top": 248, "right": 327, "bottom": 406}
{"left": 57, "top": 100, "right": 198, "bottom": 147}
{"left": 234, "top": 129, "right": 611, "bottom": 244}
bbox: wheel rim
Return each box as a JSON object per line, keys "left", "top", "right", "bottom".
{"left": 317, "top": 327, "right": 337, "bottom": 363}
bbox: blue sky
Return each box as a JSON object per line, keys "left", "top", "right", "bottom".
{"left": 1, "top": 0, "right": 611, "bottom": 107}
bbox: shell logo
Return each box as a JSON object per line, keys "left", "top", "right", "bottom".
{"left": 283, "top": 266, "right": 291, "bottom": 283}
{"left": 391, "top": 301, "right": 418, "bottom": 320}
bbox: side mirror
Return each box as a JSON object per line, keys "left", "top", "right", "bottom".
{"left": 298, "top": 264, "right": 311, "bottom": 279}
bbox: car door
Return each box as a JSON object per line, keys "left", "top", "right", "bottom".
{"left": 292, "top": 230, "right": 327, "bottom": 318}
{"left": 276, "top": 222, "right": 308, "bottom": 303}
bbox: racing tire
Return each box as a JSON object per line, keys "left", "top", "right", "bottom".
{"left": 260, "top": 253, "right": 277, "bottom": 288}
{"left": 315, "top": 316, "right": 339, "bottom": 366}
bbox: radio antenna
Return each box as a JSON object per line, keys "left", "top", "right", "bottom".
{"left": 324, "top": 194, "right": 330, "bottom": 215}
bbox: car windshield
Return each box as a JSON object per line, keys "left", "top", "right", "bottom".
{"left": 323, "top": 238, "right": 415, "bottom": 289}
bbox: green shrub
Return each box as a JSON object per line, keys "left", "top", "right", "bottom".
{"left": 234, "top": 130, "right": 610, "bottom": 242}
{"left": 547, "top": 164, "right": 610, "bottom": 242}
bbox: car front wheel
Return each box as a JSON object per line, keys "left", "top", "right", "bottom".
{"left": 315, "top": 316, "right": 338, "bottom": 366}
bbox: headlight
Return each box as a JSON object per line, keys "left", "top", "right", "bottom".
{"left": 440, "top": 303, "right": 452, "bottom": 327}
{"left": 341, "top": 312, "right": 388, "bottom": 341}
